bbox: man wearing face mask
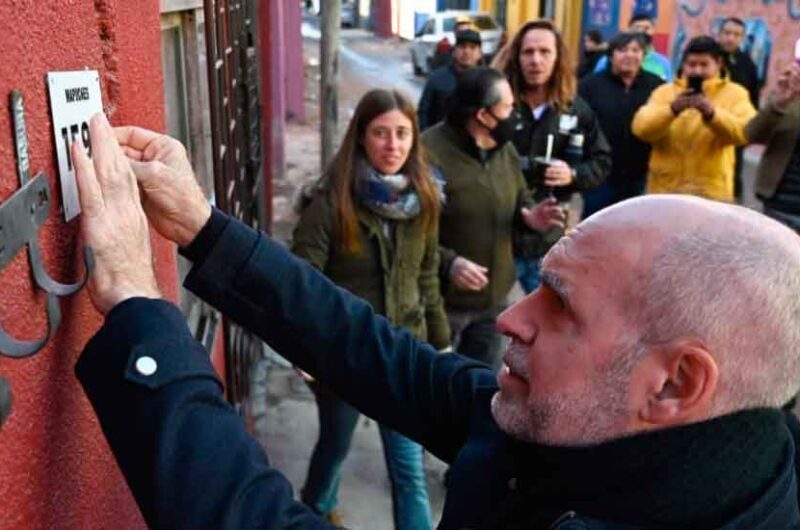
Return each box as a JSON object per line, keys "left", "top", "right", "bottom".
{"left": 421, "top": 67, "right": 565, "bottom": 368}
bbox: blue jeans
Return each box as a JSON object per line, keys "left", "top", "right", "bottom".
{"left": 582, "top": 179, "right": 646, "bottom": 219}
{"left": 302, "top": 383, "right": 432, "bottom": 529}
{"left": 515, "top": 257, "right": 541, "bottom": 295}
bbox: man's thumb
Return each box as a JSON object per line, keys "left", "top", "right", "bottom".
{"left": 128, "top": 159, "right": 162, "bottom": 186}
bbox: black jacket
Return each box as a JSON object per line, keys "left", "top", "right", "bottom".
{"left": 511, "top": 96, "right": 611, "bottom": 258}
{"left": 417, "top": 64, "right": 459, "bottom": 131}
{"left": 579, "top": 69, "right": 663, "bottom": 190}
{"left": 725, "top": 49, "right": 761, "bottom": 109}
{"left": 76, "top": 209, "right": 800, "bottom": 529}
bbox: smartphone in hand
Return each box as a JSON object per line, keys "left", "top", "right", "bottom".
{"left": 688, "top": 75, "right": 704, "bottom": 94}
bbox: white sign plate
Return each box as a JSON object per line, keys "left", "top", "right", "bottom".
{"left": 47, "top": 70, "right": 103, "bottom": 221}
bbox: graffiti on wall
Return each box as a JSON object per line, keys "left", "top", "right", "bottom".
{"left": 674, "top": 0, "right": 800, "bottom": 96}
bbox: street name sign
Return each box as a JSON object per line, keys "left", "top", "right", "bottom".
{"left": 46, "top": 70, "right": 103, "bottom": 221}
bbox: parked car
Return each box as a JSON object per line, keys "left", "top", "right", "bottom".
{"left": 341, "top": 2, "right": 357, "bottom": 28}
{"left": 410, "top": 11, "right": 503, "bottom": 76}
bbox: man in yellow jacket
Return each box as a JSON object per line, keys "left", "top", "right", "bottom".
{"left": 633, "top": 36, "right": 756, "bottom": 201}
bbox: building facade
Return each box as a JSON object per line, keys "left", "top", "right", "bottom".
{"left": 0, "top": 1, "right": 303, "bottom": 528}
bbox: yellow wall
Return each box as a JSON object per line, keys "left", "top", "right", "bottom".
{"left": 505, "top": 0, "right": 541, "bottom": 35}
{"left": 554, "top": 0, "right": 583, "bottom": 65}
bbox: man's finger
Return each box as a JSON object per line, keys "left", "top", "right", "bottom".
{"left": 72, "top": 139, "right": 104, "bottom": 217}
{"left": 121, "top": 146, "right": 145, "bottom": 161}
{"left": 115, "top": 126, "right": 161, "bottom": 152}
{"left": 88, "top": 113, "right": 125, "bottom": 187}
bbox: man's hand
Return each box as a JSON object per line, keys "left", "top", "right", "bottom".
{"left": 114, "top": 126, "right": 211, "bottom": 247}
{"left": 775, "top": 63, "right": 800, "bottom": 108}
{"left": 75, "top": 114, "right": 161, "bottom": 315}
{"left": 671, "top": 91, "right": 696, "bottom": 115}
{"left": 692, "top": 94, "right": 716, "bottom": 121}
{"left": 521, "top": 197, "right": 565, "bottom": 233}
{"left": 449, "top": 256, "right": 489, "bottom": 291}
{"left": 543, "top": 159, "right": 574, "bottom": 187}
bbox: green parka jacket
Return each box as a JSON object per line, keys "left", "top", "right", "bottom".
{"left": 291, "top": 185, "right": 451, "bottom": 349}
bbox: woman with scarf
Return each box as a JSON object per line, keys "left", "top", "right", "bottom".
{"left": 291, "top": 89, "right": 447, "bottom": 530}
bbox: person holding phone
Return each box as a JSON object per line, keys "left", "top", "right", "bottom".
{"left": 746, "top": 62, "right": 800, "bottom": 233}
{"left": 632, "top": 36, "right": 756, "bottom": 202}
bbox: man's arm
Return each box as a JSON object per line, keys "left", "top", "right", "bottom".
{"left": 181, "top": 208, "right": 495, "bottom": 461}
{"left": 74, "top": 114, "right": 330, "bottom": 529}
{"left": 76, "top": 298, "right": 329, "bottom": 530}
{"left": 702, "top": 87, "right": 756, "bottom": 146}
{"left": 632, "top": 85, "right": 678, "bottom": 143}
{"left": 417, "top": 79, "right": 434, "bottom": 131}
{"left": 571, "top": 103, "right": 612, "bottom": 191}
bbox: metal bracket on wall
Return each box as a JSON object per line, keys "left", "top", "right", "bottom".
{"left": 0, "top": 91, "right": 93, "bottom": 359}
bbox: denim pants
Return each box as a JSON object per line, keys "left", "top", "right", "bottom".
{"left": 301, "top": 383, "right": 432, "bottom": 530}
{"left": 514, "top": 257, "right": 542, "bottom": 295}
{"left": 447, "top": 306, "right": 507, "bottom": 369}
{"left": 582, "top": 179, "right": 646, "bottom": 219}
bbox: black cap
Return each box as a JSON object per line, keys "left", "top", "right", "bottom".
{"left": 456, "top": 29, "right": 482, "bottom": 46}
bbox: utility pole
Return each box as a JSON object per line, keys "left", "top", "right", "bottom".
{"left": 320, "top": 0, "right": 341, "bottom": 170}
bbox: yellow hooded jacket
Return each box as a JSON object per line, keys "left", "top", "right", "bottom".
{"left": 632, "top": 76, "right": 756, "bottom": 201}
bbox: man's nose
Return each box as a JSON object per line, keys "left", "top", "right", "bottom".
{"left": 496, "top": 294, "right": 538, "bottom": 343}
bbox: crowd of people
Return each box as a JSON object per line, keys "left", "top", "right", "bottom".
{"left": 23, "top": 9, "right": 800, "bottom": 530}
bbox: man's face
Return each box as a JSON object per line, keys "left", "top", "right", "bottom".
{"left": 519, "top": 28, "right": 558, "bottom": 89}
{"left": 629, "top": 19, "right": 654, "bottom": 36}
{"left": 491, "top": 222, "right": 650, "bottom": 445}
{"left": 611, "top": 40, "right": 645, "bottom": 77}
{"left": 453, "top": 42, "right": 483, "bottom": 70}
{"left": 476, "top": 79, "right": 515, "bottom": 131}
{"left": 584, "top": 36, "right": 599, "bottom": 52}
{"left": 718, "top": 22, "right": 745, "bottom": 54}
{"left": 683, "top": 53, "right": 722, "bottom": 80}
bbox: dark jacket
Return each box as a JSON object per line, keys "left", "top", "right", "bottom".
{"left": 745, "top": 97, "right": 800, "bottom": 199}
{"left": 725, "top": 49, "right": 761, "bottom": 109}
{"left": 418, "top": 64, "right": 459, "bottom": 131}
{"left": 511, "top": 96, "right": 611, "bottom": 258}
{"left": 578, "top": 69, "right": 663, "bottom": 190}
{"left": 291, "top": 185, "right": 450, "bottom": 349}
{"left": 76, "top": 209, "right": 800, "bottom": 529}
{"left": 578, "top": 49, "right": 605, "bottom": 79}
{"left": 422, "top": 122, "right": 531, "bottom": 311}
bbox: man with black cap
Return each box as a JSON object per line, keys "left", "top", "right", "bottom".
{"left": 418, "top": 29, "right": 483, "bottom": 131}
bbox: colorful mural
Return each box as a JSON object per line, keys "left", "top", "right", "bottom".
{"left": 673, "top": 0, "right": 800, "bottom": 100}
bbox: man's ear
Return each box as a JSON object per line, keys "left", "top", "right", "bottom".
{"left": 474, "top": 107, "right": 492, "bottom": 128}
{"left": 637, "top": 343, "right": 719, "bottom": 426}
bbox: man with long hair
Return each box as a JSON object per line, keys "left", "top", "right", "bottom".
{"left": 493, "top": 19, "right": 611, "bottom": 293}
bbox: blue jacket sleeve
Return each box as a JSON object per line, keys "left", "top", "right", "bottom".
{"left": 76, "top": 298, "right": 330, "bottom": 530}
{"left": 182, "top": 210, "right": 498, "bottom": 462}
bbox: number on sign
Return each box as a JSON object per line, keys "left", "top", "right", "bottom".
{"left": 61, "top": 121, "right": 91, "bottom": 170}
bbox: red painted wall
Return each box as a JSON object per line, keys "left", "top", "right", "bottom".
{"left": 0, "top": 1, "right": 177, "bottom": 528}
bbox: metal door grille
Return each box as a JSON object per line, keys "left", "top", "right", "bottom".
{"left": 203, "top": 0, "right": 263, "bottom": 415}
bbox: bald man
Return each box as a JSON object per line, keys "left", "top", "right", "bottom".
{"left": 74, "top": 114, "right": 800, "bottom": 529}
